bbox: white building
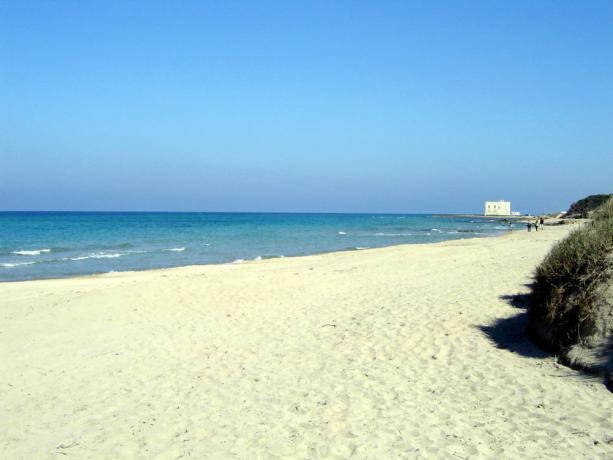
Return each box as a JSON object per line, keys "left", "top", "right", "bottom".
{"left": 484, "top": 200, "right": 511, "bottom": 216}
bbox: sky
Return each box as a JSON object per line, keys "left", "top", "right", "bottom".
{"left": 1, "top": 1, "right": 612, "bottom": 214}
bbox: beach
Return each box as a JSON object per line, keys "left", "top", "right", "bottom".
{"left": 1, "top": 224, "right": 612, "bottom": 459}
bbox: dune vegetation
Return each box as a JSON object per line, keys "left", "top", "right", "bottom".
{"left": 564, "top": 194, "right": 613, "bottom": 218}
{"left": 528, "top": 196, "right": 613, "bottom": 384}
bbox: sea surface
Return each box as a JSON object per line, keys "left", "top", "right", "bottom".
{"left": 0, "top": 212, "right": 516, "bottom": 282}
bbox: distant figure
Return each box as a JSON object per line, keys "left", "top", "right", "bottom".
{"left": 534, "top": 220, "right": 539, "bottom": 231}
{"left": 540, "top": 217, "right": 545, "bottom": 229}
{"left": 527, "top": 222, "right": 532, "bottom": 232}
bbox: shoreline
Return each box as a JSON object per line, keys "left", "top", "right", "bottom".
{"left": 2, "top": 223, "right": 611, "bottom": 458}
{"left": 0, "top": 228, "right": 517, "bottom": 285}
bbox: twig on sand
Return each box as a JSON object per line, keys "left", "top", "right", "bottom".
{"left": 321, "top": 323, "right": 337, "bottom": 328}
{"left": 56, "top": 441, "right": 79, "bottom": 450}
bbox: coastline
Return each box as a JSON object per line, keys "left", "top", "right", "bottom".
{"left": 2, "top": 224, "right": 612, "bottom": 458}
{"left": 0, "top": 212, "right": 520, "bottom": 283}
{"left": 0, "top": 225, "right": 517, "bottom": 284}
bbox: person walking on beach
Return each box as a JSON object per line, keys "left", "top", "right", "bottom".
{"left": 540, "top": 217, "right": 545, "bottom": 229}
{"left": 534, "top": 219, "right": 539, "bottom": 231}
{"left": 527, "top": 222, "right": 532, "bottom": 232}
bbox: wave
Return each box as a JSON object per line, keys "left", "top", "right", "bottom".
{"left": 355, "top": 247, "right": 369, "bottom": 250}
{"left": 12, "top": 249, "right": 51, "bottom": 256}
{"left": 251, "top": 255, "right": 284, "bottom": 261}
{"left": 338, "top": 231, "right": 347, "bottom": 235}
{"left": 231, "top": 259, "right": 245, "bottom": 264}
{"left": 89, "top": 253, "right": 122, "bottom": 259}
{"left": 164, "top": 247, "right": 186, "bottom": 252}
{"left": 67, "top": 252, "right": 124, "bottom": 261}
{"left": 2, "top": 261, "right": 36, "bottom": 268}
{"left": 53, "top": 250, "right": 148, "bottom": 263}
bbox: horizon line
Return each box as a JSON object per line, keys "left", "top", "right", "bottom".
{"left": 0, "top": 210, "right": 486, "bottom": 216}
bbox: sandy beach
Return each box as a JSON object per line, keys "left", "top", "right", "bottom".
{"left": 1, "top": 225, "right": 612, "bottom": 459}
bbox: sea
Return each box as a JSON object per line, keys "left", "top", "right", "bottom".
{"left": 0, "top": 212, "right": 516, "bottom": 282}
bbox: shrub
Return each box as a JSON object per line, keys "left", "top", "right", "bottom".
{"left": 565, "top": 194, "right": 612, "bottom": 218}
{"left": 528, "top": 197, "right": 613, "bottom": 350}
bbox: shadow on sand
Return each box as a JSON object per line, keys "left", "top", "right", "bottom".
{"left": 481, "top": 292, "right": 613, "bottom": 391}
{"left": 478, "top": 293, "right": 549, "bottom": 359}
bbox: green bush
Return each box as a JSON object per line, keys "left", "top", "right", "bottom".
{"left": 528, "top": 197, "right": 613, "bottom": 349}
{"left": 566, "top": 194, "right": 612, "bottom": 218}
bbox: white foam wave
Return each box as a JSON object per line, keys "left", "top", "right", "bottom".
{"left": 67, "top": 252, "right": 123, "bottom": 261}
{"left": 232, "top": 259, "right": 245, "bottom": 264}
{"left": 12, "top": 249, "right": 51, "bottom": 256}
{"left": 2, "top": 261, "right": 36, "bottom": 268}
{"left": 90, "top": 253, "right": 122, "bottom": 259}
{"left": 431, "top": 228, "right": 442, "bottom": 232}
{"left": 338, "top": 231, "right": 347, "bottom": 235}
{"left": 253, "top": 256, "right": 262, "bottom": 261}
{"left": 165, "top": 247, "right": 186, "bottom": 252}
{"left": 355, "top": 247, "right": 369, "bottom": 250}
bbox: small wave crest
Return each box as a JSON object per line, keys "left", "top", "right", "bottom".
{"left": 67, "top": 252, "right": 124, "bottom": 261}
{"left": 2, "top": 261, "right": 36, "bottom": 268}
{"left": 12, "top": 249, "right": 51, "bottom": 256}
{"left": 165, "top": 247, "right": 186, "bottom": 252}
{"left": 90, "top": 253, "right": 122, "bottom": 259}
{"left": 338, "top": 231, "right": 347, "bottom": 235}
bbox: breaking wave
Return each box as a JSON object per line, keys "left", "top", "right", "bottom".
{"left": 2, "top": 261, "right": 36, "bottom": 268}
{"left": 12, "top": 249, "right": 51, "bottom": 256}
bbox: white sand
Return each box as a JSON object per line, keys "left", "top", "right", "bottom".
{"left": 1, "top": 225, "right": 612, "bottom": 459}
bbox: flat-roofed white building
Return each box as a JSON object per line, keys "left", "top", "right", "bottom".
{"left": 484, "top": 200, "right": 511, "bottom": 216}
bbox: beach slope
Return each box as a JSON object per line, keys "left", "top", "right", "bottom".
{"left": 1, "top": 225, "right": 612, "bottom": 458}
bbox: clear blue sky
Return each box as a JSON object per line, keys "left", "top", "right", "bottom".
{"left": 1, "top": 1, "right": 611, "bottom": 213}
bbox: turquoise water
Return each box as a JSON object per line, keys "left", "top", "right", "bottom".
{"left": 0, "top": 212, "right": 515, "bottom": 281}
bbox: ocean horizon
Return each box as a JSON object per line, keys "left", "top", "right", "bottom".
{"left": 0, "top": 211, "right": 515, "bottom": 282}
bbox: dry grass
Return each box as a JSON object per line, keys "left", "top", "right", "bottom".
{"left": 528, "top": 197, "right": 613, "bottom": 349}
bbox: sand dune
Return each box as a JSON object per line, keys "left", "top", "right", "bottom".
{"left": 1, "top": 225, "right": 612, "bottom": 459}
